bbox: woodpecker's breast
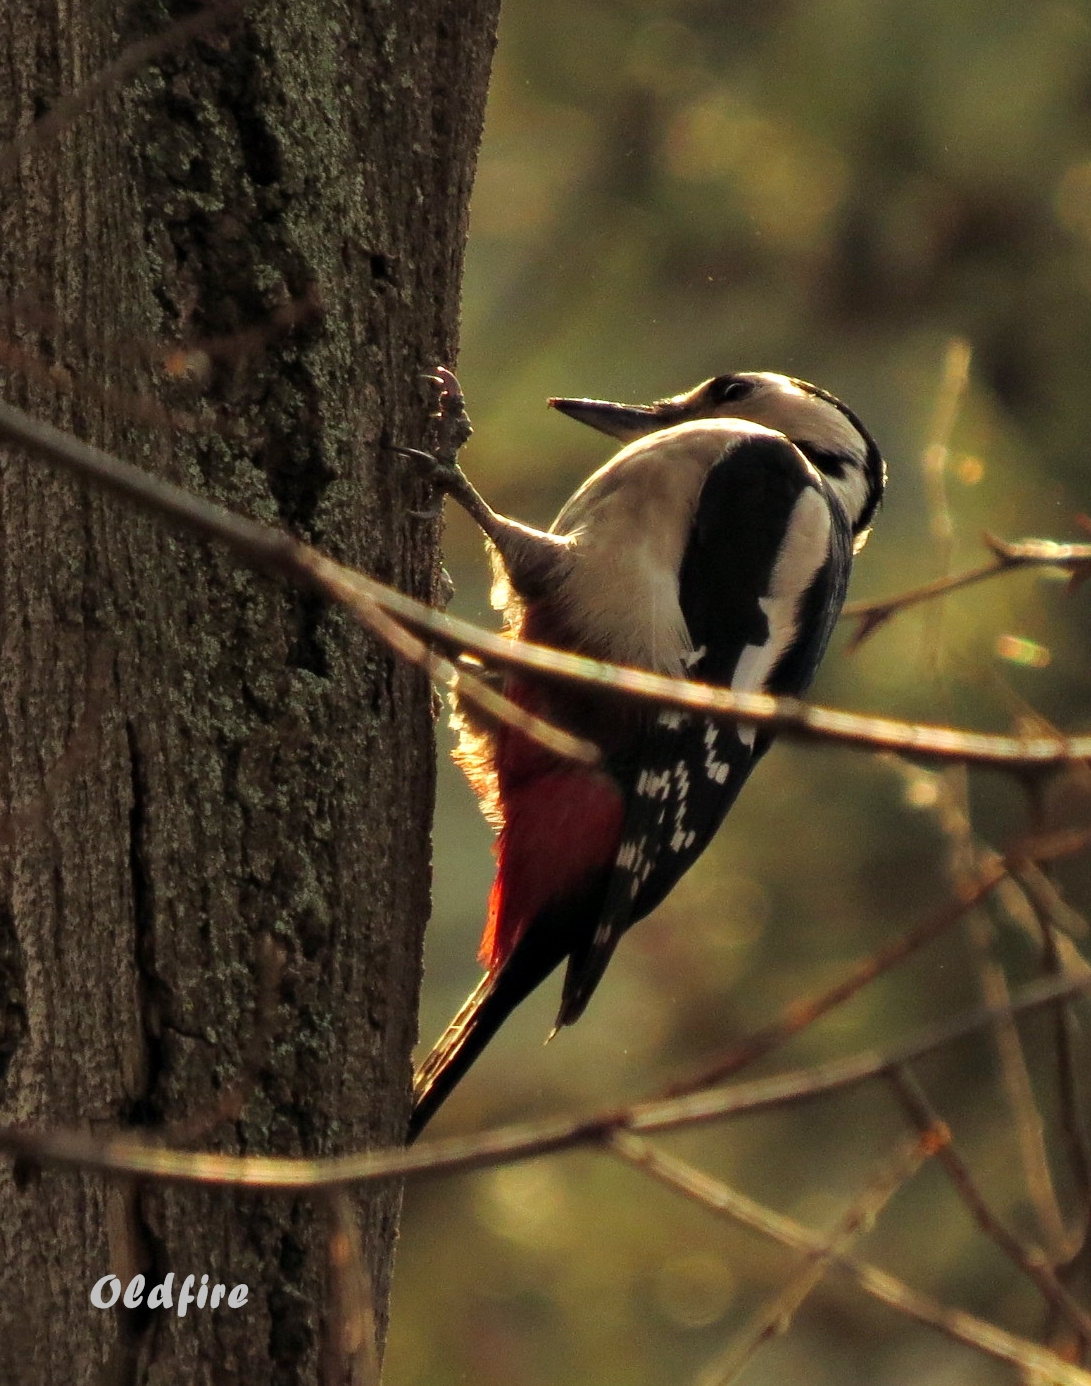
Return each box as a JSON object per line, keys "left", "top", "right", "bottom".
{"left": 544, "top": 419, "right": 823, "bottom": 676}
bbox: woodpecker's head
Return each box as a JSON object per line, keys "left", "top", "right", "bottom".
{"left": 550, "top": 371, "right": 886, "bottom": 545}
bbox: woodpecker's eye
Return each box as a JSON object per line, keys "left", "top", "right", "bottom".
{"left": 710, "top": 377, "right": 755, "bottom": 404}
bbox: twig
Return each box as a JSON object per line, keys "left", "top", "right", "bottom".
{"left": 158, "top": 290, "right": 325, "bottom": 379}
{"left": 608, "top": 1131, "right": 1091, "bottom": 1386}
{"left": 696, "top": 1110, "right": 943, "bottom": 1386}
{"left": 0, "top": 2, "right": 246, "bottom": 180}
{"left": 4, "top": 288, "right": 322, "bottom": 398}
{"left": 889, "top": 1067, "right": 1091, "bottom": 1344}
{"left": 911, "top": 353, "right": 1078, "bottom": 1269}
{"left": 1017, "top": 861, "right": 1090, "bottom": 942}
{"left": 844, "top": 534, "right": 1091, "bottom": 649}
{"left": 1, "top": 964, "right": 1091, "bottom": 1191}
{"left": 919, "top": 338, "right": 972, "bottom": 669}
{"left": 921, "top": 761, "right": 1076, "bottom": 1261}
{"left": 1021, "top": 867, "right": 1091, "bottom": 1230}
{"left": 2, "top": 395, "right": 1091, "bottom": 771}
{"left": 971, "top": 892, "right": 1074, "bottom": 1262}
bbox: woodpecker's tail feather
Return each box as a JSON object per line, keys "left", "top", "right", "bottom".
{"left": 409, "top": 884, "right": 612, "bottom": 1142}
{"left": 409, "top": 965, "right": 541, "bottom": 1142}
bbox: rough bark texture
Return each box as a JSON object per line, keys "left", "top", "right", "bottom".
{"left": 0, "top": 1, "right": 498, "bottom": 1380}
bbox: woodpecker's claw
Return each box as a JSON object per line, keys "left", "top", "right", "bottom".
{"left": 426, "top": 365, "right": 473, "bottom": 463}
{"left": 391, "top": 443, "right": 454, "bottom": 483}
{"left": 391, "top": 443, "right": 473, "bottom": 523}
{"left": 393, "top": 367, "right": 474, "bottom": 518}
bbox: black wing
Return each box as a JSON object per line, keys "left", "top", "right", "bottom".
{"left": 556, "top": 433, "right": 853, "bottom": 1026}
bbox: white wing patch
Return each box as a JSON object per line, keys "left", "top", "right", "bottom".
{"left": 731, "top": 487, "right": 832, "bottom": 743}
{"left": 619, "top": 735, "right": 701, "bottom": 898}
{"left": 703, "top": 721, "right": 731, "bottom": 784}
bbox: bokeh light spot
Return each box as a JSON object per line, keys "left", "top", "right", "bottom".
{"left": 956, "top": 455, "right": 985, "bottom": 485}
{"left": 475, "top": 1163, "right": 571, "bottom": 1250}
{"left": 653, "top": 1252, "right": 736, "bottom": 1329}
{"left": 995, "top": 634, "right": 1051, "bottom": 668}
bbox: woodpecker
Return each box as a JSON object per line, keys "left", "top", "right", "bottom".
{"left": 409, "top": 370, "right": 885, "bottom": 1139}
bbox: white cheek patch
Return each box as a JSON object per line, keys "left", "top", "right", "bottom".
{"left": 730, "top": 486, "right": 832, "bottom": 728}
{"left": 825, "top": 464, "right": 873, "bottom": 535}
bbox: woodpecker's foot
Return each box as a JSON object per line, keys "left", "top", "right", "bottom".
{"left": 392, "top": 442, "right": 484, "bottom": 522}
{"left": 392, "top": 444, "right": 449, "bottom": 518}
{"left": 425, "top": 365, "right": 473, "bottom": 467}
{"left": 392, "top": 367, "right": 475, "bottom": 518}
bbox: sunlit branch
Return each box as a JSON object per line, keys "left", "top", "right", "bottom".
{"left": 1, "top": 397, "right": 1089, "bottom": 773}
{"left": 157, "top": 291, "right": 326, "bottom": 380}
{"left": 0, "top": 291, "right": 324, "bottom": 437}
{"left": 608, "top": 1131, "right": 1091, "bottom": 1386}
{"left": 1, "top": 962, "right": 1090, "bottom": 1192}
{"left": 975, "top": 884, "right": 1075, "bottom": 1261}
{"left": 844, "top": 533, "right": 1091, "bottom": 649}
{"left": 163, "top": 934, "right": 286, "bottom": 1147}
{"left": 889, "top": 1067, "right": 1091, "bottom": 1344}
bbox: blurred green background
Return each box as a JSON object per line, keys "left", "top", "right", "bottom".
{"left": 387, "top": 2, "right": 1091, "bottom": 1382}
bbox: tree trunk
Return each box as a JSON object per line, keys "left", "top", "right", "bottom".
{"left": 0, "top": 2, "right": 498, "bottom": 1380}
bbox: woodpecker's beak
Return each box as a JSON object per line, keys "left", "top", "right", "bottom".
{"left": 548, "top": 396, "right": 665, "bottom": 443}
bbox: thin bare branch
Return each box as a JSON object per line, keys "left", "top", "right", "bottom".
{"left": 915, "top": 339, "right": 972, "bottom": 670}
{"left": 1, "top": 961, "right": 1090, "bottom": 1191}
{"left": 2, "top": 395, "right": 1090, "bottom": 772}
{"left": 844, "top": 534, "right": 1091, "bottom": 649}
{"left": 1017, "top": 861, "right": 1090, "bottom": 942}
{"left": 907, "top": 357, "right": 1079, "bottom": 1266}
{"left": 158, "top": 290, "right": 325, "bottom": 379}
{"left": 0, "top": 2, "right": 245, "bottom": 180}
{"left": 697, "top": 1114, "right": 943, "bottom": 1386}
{"left": 918, "top": 759, "right": 1075, "bottom": 1259}
{"left": 923, "top": 339, "right": 972, "bottom": 558}
{"left": 608, "top": 1130, "right": 1091, "bottom": 1386}
{"left": 1023, "top": 870, "right": 1091, "bottom": 1229}
{"left": 5, "top": 288, "right": 322, "bottom": 394}
{"left": 315, "top": 558, "right": 598, "bottom": 765}
{"left": 889, "top": 1067, "right": 1091, "bottom": 1344}
{"left": 969, "top": 897, "right": 1075, "bottom": 1261}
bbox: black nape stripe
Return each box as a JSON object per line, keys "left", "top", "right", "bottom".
{"left": 794, "top": 442, "right": 848, "bottom": 477}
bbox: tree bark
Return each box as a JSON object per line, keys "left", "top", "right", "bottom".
{"left": 0, "top": 1, "right": 498, "bottom": 1380}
